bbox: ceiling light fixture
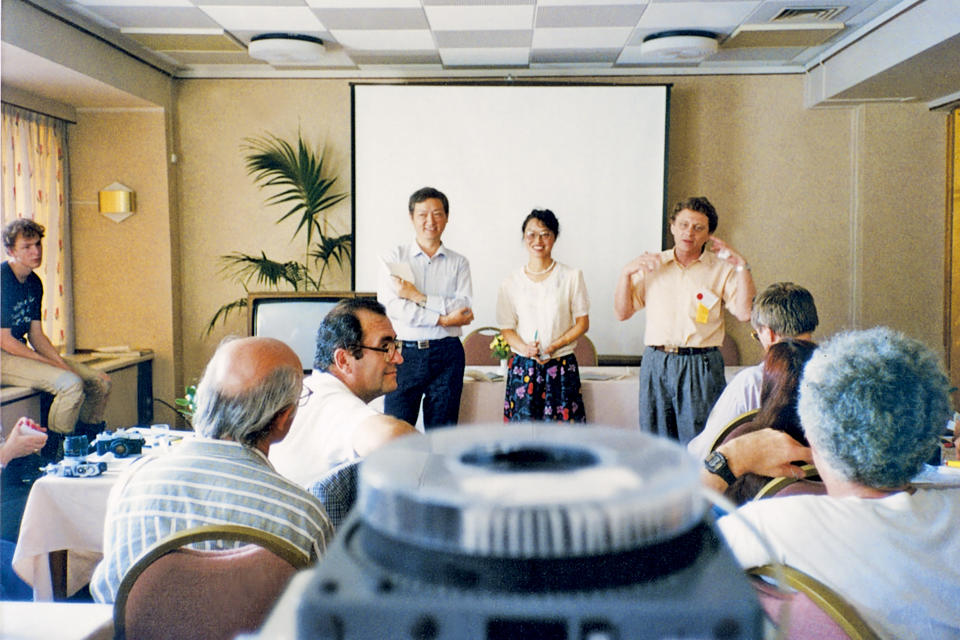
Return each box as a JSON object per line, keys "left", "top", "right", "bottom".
{"left": 640, "top": 30, "right": 719, "bottom": 61}
{"left": 248, "top": 33, "right": 326, "bottom": 65}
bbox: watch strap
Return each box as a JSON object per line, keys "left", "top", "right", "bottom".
{"left": 704, "top": 450, "right": 737, "bottom": 486}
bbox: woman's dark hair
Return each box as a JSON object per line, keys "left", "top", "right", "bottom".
{"left": 754, "top": 339, "right": 818, "bottom": 445}
{"left": 521, "top": 209, "right": 560, "bottom": 238}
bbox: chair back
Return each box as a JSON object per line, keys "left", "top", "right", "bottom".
{"left": 462, "top": 326, "right": 501, "bottom": 365}
{"left": 308, "top": 459, "right": 361, "bottom": 531}
{"left": 720, "top": 333, "right": 741, "bottom": 366}
{"left": 754, "top": 465, "right": 826, "bottom": 500}
{"left": 571, "top": 335, "right": 598, "bottom": 366}
{"left": 707, "top": 408, "right": 760, "bottom": 454}
{"left": 748, "top": 565, "right": 880, "bottom": 640}
{"left": 114, "top": 524, "right": 310, "bottom": 640}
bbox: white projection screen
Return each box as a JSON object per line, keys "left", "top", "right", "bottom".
{"left": 352, "top": 83, "right": 669, "bottom": 358}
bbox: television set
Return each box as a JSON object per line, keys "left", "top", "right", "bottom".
{"left": 247, "top": 291, "right": 377, "bottom": 371}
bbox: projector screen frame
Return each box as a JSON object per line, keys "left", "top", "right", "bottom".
{"left": 349, "top": 81, "right": 672, "bottom": 359}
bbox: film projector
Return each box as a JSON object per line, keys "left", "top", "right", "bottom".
{"left": 294, "top": 425, "right": 762, "bottom": 639}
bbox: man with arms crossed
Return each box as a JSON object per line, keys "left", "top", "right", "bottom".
{"left": 270, "top": 298, "right": 417, "bottom": 487}
{"left": 687, "top": 282, "right": 818, "bottom": 459}
{"left": 377, "top": 187, "right": 474, "bottom": 428}
{"left": 1, "top": 219, "right": 111, "bottom": 452}
{"left": 708, "top": 327, "right": 960, "bottom": 640}
{"left": 614, "top": 197, "right": 755, "bottom": 443}
{"left": 91, "top": 337, "right": 332, "bottom": 603}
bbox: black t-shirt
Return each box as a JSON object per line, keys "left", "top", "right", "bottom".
{"left": 1, "top": 261, "right": 43, "bottom": 343}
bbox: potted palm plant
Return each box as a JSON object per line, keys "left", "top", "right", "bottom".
{"left": 206, "top": 132, "right": 351, "bottom": 333}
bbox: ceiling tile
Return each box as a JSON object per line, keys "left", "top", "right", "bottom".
{"left": 538, "top": 0, "right": 647, "bottom": 5}
{"left": 72, "top": 0, "right": 192, "bottom": 5}
{"left": 77, "top": 6, "right": 219, "bottom": 28}
{"left": 536, "top": 4, "right": 647, "bottom": 28}
{"left": 195, "top": 0, "right": 304, "bottom": 5}
{"left": 638, "top": 1, "right": 760, "bottom": 29}
{"left": 198, "top": 5, "right": 326, "bottom": 31}
{"left": 121, "top": 30, "right": 244, "bottom": 51}
{"left": 530, "top": 47, "right": 620, "bottom": 63}
{"left": 349, "top": 50, "right": 441, "bottom": 64}
{"left": 306, "top": 0, "right": 422, "bottom": 6}
{"left": 331, "top": 29, "right": 435, "bottom": 50}
{"left": 438, "top": 47, "right": 529, "bottom": 66}
{"left": 532, "top": 26, "right": 633, "bottom": 49}
{"left": 311, "top": 8, "right": 428, "bottom": 29}
{"left": 424, "top": 5, "right": 535, "bottom": 30}
{"left": 435, "top": 30, "right": 533, "bottom": 48}
{"left": 423, "top": 0, "right": 534, "bottom": 5}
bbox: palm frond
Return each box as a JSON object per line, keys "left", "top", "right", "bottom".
{"left": 241, "top": 132, "right": 348, "bottom": 249}
{"left": 309, "top": 233, "right": 353, "bottom": 284}
{"left": 218, "top": 251, "right": 305, "bottom": 290}
{"left": 204, "top": 298, "right": 248, "bottom": 336}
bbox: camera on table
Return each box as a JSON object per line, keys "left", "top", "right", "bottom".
{"left": 43, "top": 435, "right": 107, "bottom": 478}
{"left": 93, "top": 429, "right": 145, "bottom": 457}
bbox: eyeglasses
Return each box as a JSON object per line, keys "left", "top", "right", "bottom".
{"left": 750, "top": 330, "right": 761, "bottom": 343}
{"left": 524, "top": 231, "right": 554, "bottom": 242}
{"left": 354, "top": 339, "right": 403, "bottom": 361}
{"left": 298, "top": 383, "right": 313, "bottom": 407}
{"left": 674, "top": 221, "right": 707, "bottom": 233}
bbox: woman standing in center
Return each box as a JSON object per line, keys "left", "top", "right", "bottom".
{"left": 497, "top": 209, "right": 590, "bottom": 423}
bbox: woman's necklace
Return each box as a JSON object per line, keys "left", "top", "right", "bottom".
{"left": 524, "top": 260, "right": 555, "bottom": 276}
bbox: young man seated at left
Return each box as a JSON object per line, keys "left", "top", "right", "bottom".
{"left": 1, "top": 219, "right": 111, "bottom": 457}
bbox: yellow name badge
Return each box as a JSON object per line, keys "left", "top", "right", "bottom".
{"left": 696, "top": 303, "right": 710, "bottom": 324}
{"left": 694, "top": 289, "right": 719, "bottom": 324}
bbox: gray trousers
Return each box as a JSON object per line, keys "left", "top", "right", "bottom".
{"left": 638, "top": 346, "right": 726, "bottom": 444}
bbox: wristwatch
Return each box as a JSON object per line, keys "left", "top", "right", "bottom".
{"left": 704, "top": 450, "right": 737, "bottom": 486}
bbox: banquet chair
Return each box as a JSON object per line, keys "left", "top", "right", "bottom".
{"left": 571, "top": 334, "right": 598, "bottom": 366}
{"left": 707, "top": 408, "right": 760, "bottom": 454}
{"left": 748, "top": 564, "right": 880, "bottom": 640}
{"left": 462, "top": 326, "right": 501, "bottom": 365}
{"left": 308, "top": 458, "right": 361, "bottom": 531}
{"left": 113, "top": 524, "right": 310, "bottom": 640}
{"left": 754, "top": 465, "right": 826, "bottom": 500}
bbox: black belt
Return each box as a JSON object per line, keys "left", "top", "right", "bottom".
{"left": 401, "top": 337, "right": 456, "bottom": 350}
{"left": 652, "top": 345, "right": 718, "bottom": 356}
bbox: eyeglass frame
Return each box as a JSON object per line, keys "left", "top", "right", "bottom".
{"left": 524, "top": 230, "right": 554, "bottom": 242}
{"left": 297, "top": 383, "right": 313, "bottom": 407}
{"left": 352, "top": 339, "right": 403, "bottom": 362}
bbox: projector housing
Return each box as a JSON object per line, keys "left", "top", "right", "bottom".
{"left": 295, "top": 425, "right": 763, "bottom": 639}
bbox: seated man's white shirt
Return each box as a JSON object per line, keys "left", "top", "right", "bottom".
{"left": 687, "top": 363, "right": 763, "bottom": 459}
{"left": 718, "top": 488, "right": 960, "bottom": 640}
{"left": 270, "top": 370, "right": 378, "bottom": 487}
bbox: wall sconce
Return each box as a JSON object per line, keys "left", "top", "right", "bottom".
{"left": 98, "top": 182, "right": 136, "bottom": 223}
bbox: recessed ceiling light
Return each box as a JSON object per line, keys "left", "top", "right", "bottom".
{"left": 248, "top": 33, "right": 326, "bottom": 65}
{"left": 640, "top": 30, "right": 719, "bottom": 61}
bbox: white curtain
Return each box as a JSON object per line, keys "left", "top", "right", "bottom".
{"left": 1, "top": 103, "right": 73, "bottom": 351}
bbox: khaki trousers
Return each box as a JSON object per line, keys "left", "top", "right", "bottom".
{"left": 1, "top": 352, "right": 111, "bottom": 433}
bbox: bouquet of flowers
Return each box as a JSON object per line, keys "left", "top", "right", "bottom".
{"left": 489, "top": 334, "right": 511, "bottom": 360}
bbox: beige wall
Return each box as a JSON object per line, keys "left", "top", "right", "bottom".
{"left": 174, "top": 75, "right": 947, "bottom": 384}
{"left": 175, "top": 79, "right": 353, "bottom": 384}
{"left": 69, "top": 109, "right": 179, "bottom": 410}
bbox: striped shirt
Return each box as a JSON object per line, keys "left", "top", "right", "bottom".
{"left": 90, "top": 438, "right": 333, "bottom": 603}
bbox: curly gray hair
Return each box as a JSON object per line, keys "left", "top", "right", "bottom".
{"left": 798, "top": 327, "right": 952, "bottom": 488}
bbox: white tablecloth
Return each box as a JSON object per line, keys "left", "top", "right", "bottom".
{"left": 0, "top": 601, "right": 113, "bottom": 639}
{"left": 458, "top": 365, "right": 641, "bottom": 428}
{"left": 11, "top": 429, "right": 183, "bottom": 601}
{"left": 11, "top": 460, "right": 136, "bottom": 601}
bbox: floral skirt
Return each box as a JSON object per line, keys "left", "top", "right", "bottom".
{"left": 503, "top": 353, "right": 586, "bottom": 423}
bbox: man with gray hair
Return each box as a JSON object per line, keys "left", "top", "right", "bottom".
{"left": 91, "top": 337, "right": 333, "bottom": 603}
{"left": 714, "top": 327, "right": 960, "bottom": 639}
{"left": 688, "top": 282, "right": 818, "bottom": 458}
